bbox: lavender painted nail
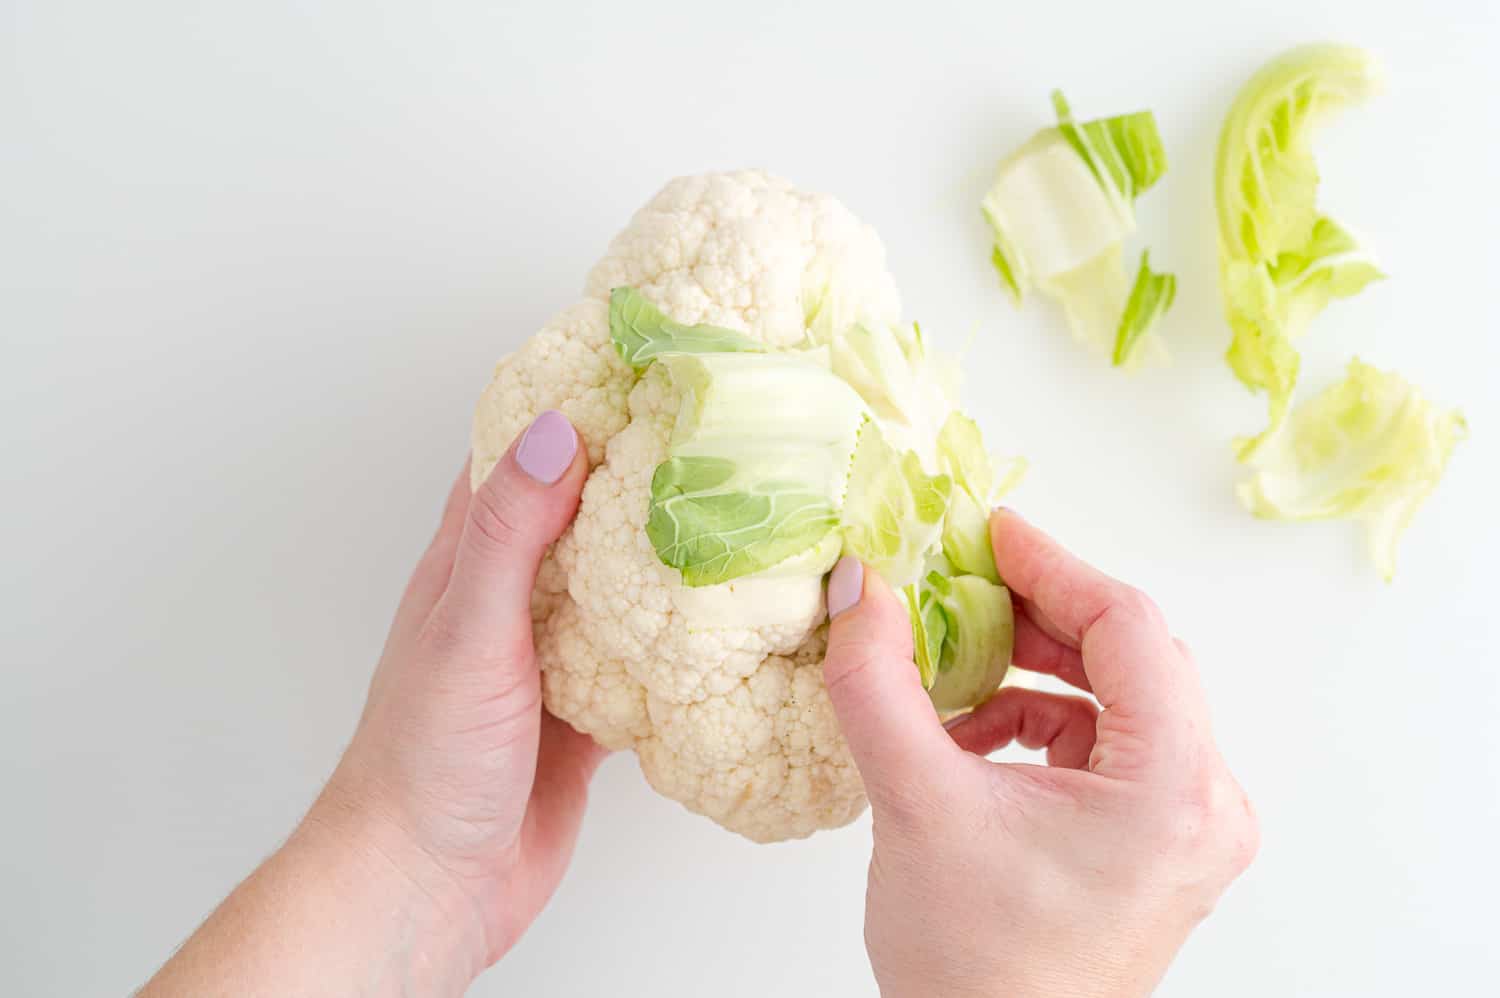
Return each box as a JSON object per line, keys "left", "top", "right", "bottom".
{"left": 515, "top": 410, "right": 577, "bottom": 485}
{"left": 942, "top": 713, "right": 972, "bottom": 733}
{"left": 826, "top": 556, "right": 864, "bottom": 619}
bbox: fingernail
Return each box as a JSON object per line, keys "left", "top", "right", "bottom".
{"left": 515, "top": 410, "right": 577, "bottom": 485}
{"left": 994, "top": 505, "right": 1022, "bottom": 520}
{"left": 942, "top": 713, "right": 972, "bottom": 733}
{"left": 826, "top": 556, "right": 863, "bottom": 619}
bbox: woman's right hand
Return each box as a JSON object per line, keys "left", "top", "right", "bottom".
{"left": 821, "top": 509, "right": 1259, "bottom": 998}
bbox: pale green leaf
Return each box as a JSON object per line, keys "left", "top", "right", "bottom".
{"left": 926, "top": 572, "right": 1014, "bottom": 712}
{"left": 904, "top": 582, "right": 948, "bottom": 690}
{"left": 842, "top": 425, "right": 952, "bottom": 587}
{"left": 609, "top": 286, "right": 766, "bottom": 368}
{"left": 1052, "top": 89, "right": 1168, "bottom": 205}
{"left": 982, "top": 96, "right": 1172, "bottom": 367}
{"left": 1214, "top": 45, "right": 1385, "bottom": 446}
{"left": 1113, "top": 251, "right": 1177, "bottom": 367}
{"left": 1237, "top": 359, "right": 1467, "bottom": 580}
{"left": 936, "top": 412, "right": 1003, "bottom": 583}
{"left": 647, "top": 457, "right": 840, "bottom": 587}
{"left": 1215, "top": 45, "right": 1383, "bottom": 265}
{"left": 1224, "top": 215, "right": 1385, "bottom": 457}
{"left": 644, "top": 351, "right": 870, "bottom": 587}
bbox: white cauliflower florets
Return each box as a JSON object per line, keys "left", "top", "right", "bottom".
{"left": 471, "top": 170, "right": 900, "bottom": 842}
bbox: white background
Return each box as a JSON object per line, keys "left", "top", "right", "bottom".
{"left": 4, "top": 1, "right": 1497, "bottom": 995}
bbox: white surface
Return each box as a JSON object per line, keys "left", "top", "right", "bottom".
{"left": 4, "top": 1, "right": 1498, "bottom": 995}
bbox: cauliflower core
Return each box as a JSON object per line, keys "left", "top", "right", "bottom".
{"left": 471, "top": 171, "right": 901, "bottom": 841}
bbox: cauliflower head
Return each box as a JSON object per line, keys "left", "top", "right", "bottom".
{"left": 471, "top": 171, "right": 901, "bottom": 841}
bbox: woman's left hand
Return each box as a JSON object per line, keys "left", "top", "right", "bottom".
{"left": 324, "top": 409, "right": 603, "bottom": 964}
{"left": 143, "top": 410, "right": 604, "bottom": 996}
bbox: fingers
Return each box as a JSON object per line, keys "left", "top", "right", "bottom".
{"left": 990, "top": 509, "right": 1210, "bottom": 776}
{"left": 991, "top": 508, "right": 1195, "bottom": 711}
{"left": 1016, "top": 594, "right": 1077, "bottom": 650}
{"left": 821, "top": 557, "right": 954, "bottom": 813}
{"left": 1011, "top": 608, "right": 1091, "bottom": 692}
{"left": 428, "top": 411, "right": 587, "bottom": 657}
{"left": 945, "top": 687, "right": 1099, "bottom": 769}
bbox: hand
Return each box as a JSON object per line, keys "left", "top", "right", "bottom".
{"left": 142, "top": 410, "right": 603, "bottom": 996}
{"left": 323, "top": 410, "right": 603, "bottom": 966}
{"left": 821, "top": 509, "right": 1258, "bottom": 998}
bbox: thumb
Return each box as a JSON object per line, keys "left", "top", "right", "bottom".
{"left": 432, "top": 410, "right": 587, "bottom": 651}
{"left": 822, "top": 557, "right": 953, "bottom": 813}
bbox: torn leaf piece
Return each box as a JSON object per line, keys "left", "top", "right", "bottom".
{"left": 1214, "top": 45, "right": 1385, "bottom": 452}
{"left": 1237, "top": 359, "right": 1466, "bottom": 581}
{"left": 842, "top": 424, "right": 953, "bottom": 588}
{"left": 1224, "top": 217, "right": 1384, "bottom": 456}
{"left": 982, "top": 91, "right": 1175, "bottom": 366}
{"left": 1115, "top": 252, "right": 1177, "bottom": 366}
{"left": 1052, "top": 91, "right": 1168, "bottom": 217}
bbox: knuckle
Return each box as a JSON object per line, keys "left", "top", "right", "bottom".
{"left": 1226, "top": 787, "right": 1262, "bottom": 875}
{"left": 822, "top": 637, "right": 892, "bottom": 696}
{"left": 1113, "top": 585, "right": 1166, "bottom": 630}
{"left": 467, "top": 479, "right": 527, "bottom": 552}
{"left": 822, "top": 649, "right": 880, "bottom": 711}
{"left": 1150, "top": 766, "right": 1259, "bottom": 879}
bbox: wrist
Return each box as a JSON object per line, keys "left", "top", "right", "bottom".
{"left": 875, "top": 943, "right": 1153, "bottom": 998}
{"left": 296, "top": 782, "right": 489, "bottom": 993}
{"left": 883, "top": 975, "right": 1140, "bottom": 998}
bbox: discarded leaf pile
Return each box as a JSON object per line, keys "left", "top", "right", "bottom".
{"left": 979, "top": 44, "right": 1465, "bottom": 578}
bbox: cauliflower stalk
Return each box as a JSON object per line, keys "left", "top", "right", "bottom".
{"left": 472, "top": 171, "right": 1018, "bottom": 841}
